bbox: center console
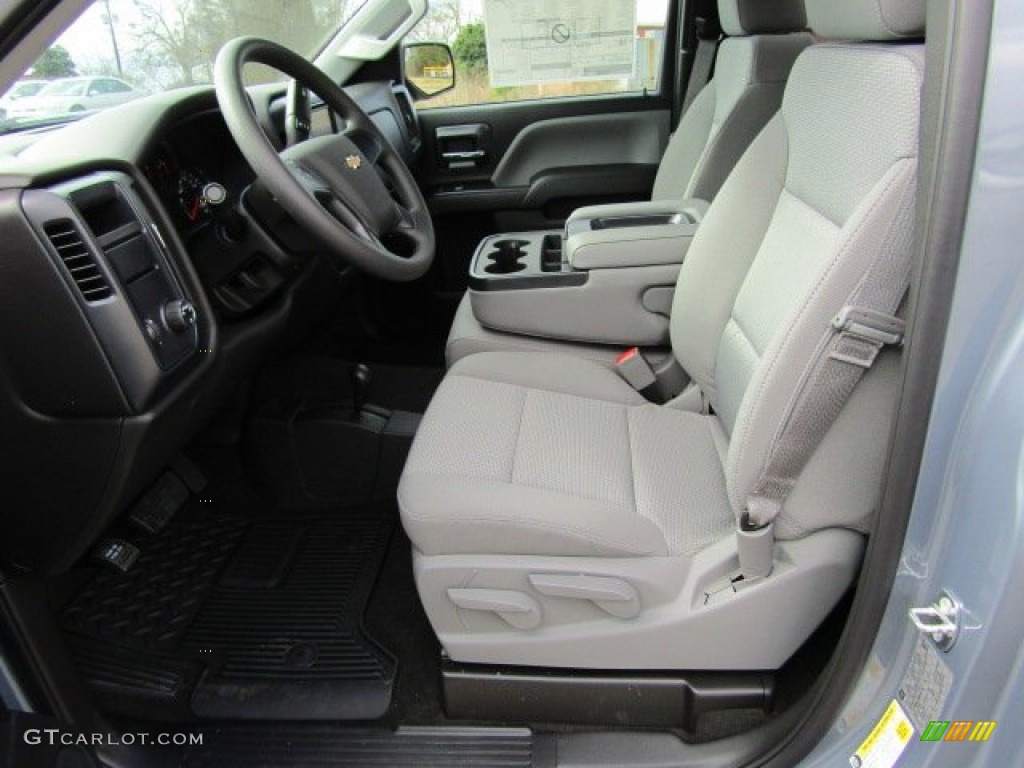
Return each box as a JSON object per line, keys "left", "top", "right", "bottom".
{"left": 467, "top": 199, "right": 708, "bottom": 346}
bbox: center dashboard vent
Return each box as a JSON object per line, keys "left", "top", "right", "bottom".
{"left": 43, "top": 219, "right": 113, "bottom": 303}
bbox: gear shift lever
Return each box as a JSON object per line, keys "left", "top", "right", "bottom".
{"left": 350, "top": 363, "right": 372, "bottom": 416}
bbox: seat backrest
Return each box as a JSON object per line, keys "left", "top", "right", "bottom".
{"left": 651, "top": 0, "right": 811, "bottom": 203}
{"left": 670, "top": 0, "right": 926, "bottom": 537}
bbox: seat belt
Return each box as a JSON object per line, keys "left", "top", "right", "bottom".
{"left": 737, "top": 190, "right": 916, "bottom": 580}
{"left": 681, "top": 18, "right": 720, "bottom": 115}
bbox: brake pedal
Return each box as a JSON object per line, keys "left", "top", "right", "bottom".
{"left": 93, "top": 539, "right": 140, "bottom": 573}
{"left": 130, "top": 472, "right": 188, "bottom": 533}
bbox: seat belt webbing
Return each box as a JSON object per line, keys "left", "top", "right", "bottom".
{"left": 738, "top": 185, "right": 917, "bottom": 579}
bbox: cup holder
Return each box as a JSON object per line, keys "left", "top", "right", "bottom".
{"left": 484, "top": 238, "right": 530, "bottom": 274}
{"left": 485, "top": 260, "right": 527, "bottom": 274}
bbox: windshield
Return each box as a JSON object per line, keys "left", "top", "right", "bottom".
{"left": 1, "top": 0, "right": 367, "bottom": 133}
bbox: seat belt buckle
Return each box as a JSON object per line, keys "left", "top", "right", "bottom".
{"left": 831, "top": 307, "right": 905, "bottom": 346}
{"left": 614, "top": 347, "right": 658, "bottom": 393}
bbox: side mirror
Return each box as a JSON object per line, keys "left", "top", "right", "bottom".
{"left": 402, "top": 42, "right": 455, "bottom": 100}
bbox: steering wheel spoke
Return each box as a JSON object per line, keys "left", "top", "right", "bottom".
{"left": 344, "top": 127, "right": 384, "bottom": 163}
{"left": 214, "top": 37, "right": 434, "bottom": 281}
{"left": 324, "top": 196, "right": 382, "bottom": 243}
{"left": 392, "top": 198, "right": 418, "bottom": 230}
{"left": 286, "top": 158, "right": 385, "bottom": 240}
{"left": 285, "top": 159, "right": 332, "bottom": 199}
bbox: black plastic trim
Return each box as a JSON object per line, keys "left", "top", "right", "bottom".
{"left": 468, "top": 270, "right": 588, "bottom": 291}
{"left": 0, "top": 577, "right": 104, "bottom": 730}
{"left": 522, "top": 163, "right": 659, "bottom": 208}
{"left": 22, "top": 173, "right": 200, "bottom": 410}
{"left": 443, "top": 659, "right": 773, "bottom": 731}
{"left": 182, "top": 725, "right": 540, "bottom": 767}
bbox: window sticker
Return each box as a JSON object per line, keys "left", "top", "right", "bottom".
{"left": 483, "top": 0, "right": 637, "bottom": 87}
{"left": 850, "top": 700, "right": 914, "bottom": 768}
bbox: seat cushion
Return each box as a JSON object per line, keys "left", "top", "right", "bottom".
{"left": 399, "top": 352, "right": 735, "bottom": 559}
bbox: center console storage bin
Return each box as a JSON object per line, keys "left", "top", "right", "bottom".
{"left": 468, "top": 200, "right": 705, "bottom": 346}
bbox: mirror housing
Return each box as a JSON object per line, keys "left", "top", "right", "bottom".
{"left": 403, "top": 42, "right": 456, "bottom": 100}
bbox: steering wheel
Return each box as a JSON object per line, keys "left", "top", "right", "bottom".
{"left": 214, "top": 37, "right": 434, "bottom": 282}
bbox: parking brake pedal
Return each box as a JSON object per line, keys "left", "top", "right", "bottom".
{"left": 129, "top": 471, "right": 189, "bottom": 533}
{"left": 93, "top": 539, "right": 140, "bottom": 573}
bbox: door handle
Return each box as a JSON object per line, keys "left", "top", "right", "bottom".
{"left": 436, "top": 123, "right": 491, "bottom": 169}
{"left": 441, "top": 150, "right": 486, "bottom": 162}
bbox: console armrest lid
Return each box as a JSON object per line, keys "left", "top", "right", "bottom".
{"left": 568, "top": 197, "right": 709, "bottom": 227}
{"left": 568, "top": 222, "right": 697, "bottom": 270}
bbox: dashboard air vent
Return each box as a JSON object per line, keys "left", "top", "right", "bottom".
{"left": 43, "top": 219, "right": 113, "bottom": 302}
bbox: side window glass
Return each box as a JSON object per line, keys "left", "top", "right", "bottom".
{"left": 407, "top": 0, "right": 670, "bottom": 109}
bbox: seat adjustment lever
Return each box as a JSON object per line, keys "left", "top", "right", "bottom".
{"left": 529, "top": 573, "right": 640, "bottom": 619}
{"left": 447, "top": 588, "right": 542, "bottom": 630}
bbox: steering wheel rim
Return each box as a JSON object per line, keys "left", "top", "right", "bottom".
{"left": 214, "top": 36, "right": 434, "bottom": 282}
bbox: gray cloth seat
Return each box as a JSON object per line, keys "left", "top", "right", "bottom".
{"left": 400, "top": 0, "right": 925, "bottom": 671}
{"left": 400, "top": 351, "right": 735, "bottom": 559}
{"left": 446, "top": 0, "right": 813, "bottom": 369}
{"left": 651, "top": 0, "right": 810, "bottom": 203}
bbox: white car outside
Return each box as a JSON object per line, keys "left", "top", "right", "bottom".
{"left": 0, "top": 79, "right": 47, "bottom": 120}
{"left": 7, "top": 76, "right": 142, "bottom": 122}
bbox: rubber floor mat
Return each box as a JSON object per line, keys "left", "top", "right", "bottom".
{"left": 63, "top": 510, "right": 396, "bottom": 721}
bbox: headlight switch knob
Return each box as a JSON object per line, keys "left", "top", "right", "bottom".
{"left": 163, "top": 299, "right": 197, "bottom": 333}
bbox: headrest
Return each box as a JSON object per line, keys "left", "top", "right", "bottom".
{"left": 718, "top": 0, "right": 807, "bottom": 37}
{"left": 804, "top": 0, "right": 925, "bottom": 40}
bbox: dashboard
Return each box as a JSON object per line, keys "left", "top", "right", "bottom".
{"left": 141, "top": 111, "right": 254, "bottom": 236}
{"left": 0, "top": 80, "right": 424, "bottom": 575}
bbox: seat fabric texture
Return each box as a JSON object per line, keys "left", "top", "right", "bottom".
{"left": 399, "top": 0, "right": 925, "bottom": 671}
{"left": 400, "top": 352, "right": 734, "bottom": 559}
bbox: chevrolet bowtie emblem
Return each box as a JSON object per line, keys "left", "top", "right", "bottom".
{"left": 344, "top": 154, "right": 362, "bottom": 170}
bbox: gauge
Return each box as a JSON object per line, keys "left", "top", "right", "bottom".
{"left": 177, "top": 168, "right": 208, "bottom": 223}
{"left": 142, "top": 142, "right": 179, "bottom": 188}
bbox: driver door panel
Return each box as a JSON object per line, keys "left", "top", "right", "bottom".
{"left": 415, "top": 97, "right": 672, "bottom": 293}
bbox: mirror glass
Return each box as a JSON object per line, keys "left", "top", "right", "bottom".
{"left": 404, "top": 43, "right": 455, "bottom": 98}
